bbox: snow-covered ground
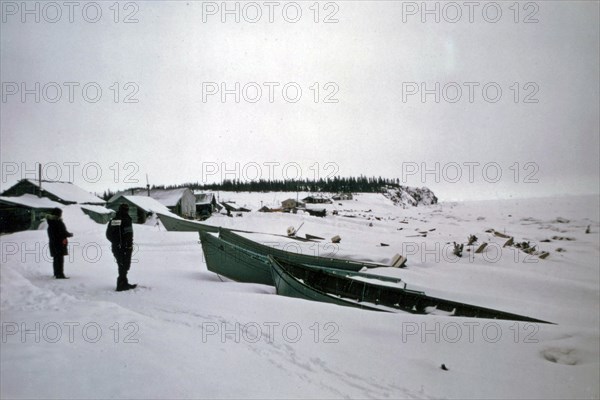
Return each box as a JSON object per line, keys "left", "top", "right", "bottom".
{"left": 1, "top": 193, "right": 598, "bottom": 399}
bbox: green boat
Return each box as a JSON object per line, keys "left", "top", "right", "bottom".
{"left": 157, "top": 212, "right": 221, "bottom": 233}
{"left": 268, "top": 255, "right": 552, "bottom": 323}
{"left": 201, "top": 231, "right": 273, "bottom": 285}
{"left": 218, "top": 229, "right": 389, "bottom": 270}
{"left": 200, "top": 231, "right": 407, "bottom": 285}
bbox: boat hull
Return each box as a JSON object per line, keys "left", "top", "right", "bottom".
{"left": 219, "top": 229, "right": 384, "bottom": 271}
{"left": 157, "top": 213, "right": 220, "bottom": 233}
{"left": 268, "top": 256, "right": 552, "bottom": 323}
{"left": 269, "top": 255, "right": 387, "bottom": 311}
{"left": 200, "top": 231, "right": 273, "bottom": 285}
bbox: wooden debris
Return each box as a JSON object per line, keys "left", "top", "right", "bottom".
{"left": 538, "top": 252, "right": 550, "bottom": 259}
{"left": 503, "top": 237, "right": 514, "bottom": 247}
{"left": 391, "top": 253, "right": 407, "bottom": 268}
{"left": 493, "top": 230, "right": 511, "bottom": 239}
{"left": 475, "top": 243, "right": 488, "bottom": 254}
{"left": 467, "top": 234, "right": 478, "bottom": 245}
{"left": 331, "top": 235, "right": 341, "bottom": 244}
{"left": 305, "top": 234, "right": 324, "bottom": 241}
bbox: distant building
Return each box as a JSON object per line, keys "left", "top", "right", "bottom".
{"left": 2, "top": 179, "right": 105, "bottom": 205}
{"left": 304, "top": 208, "right": 327, "bottom": 217}
{"left": 302, "top": 195, "right": 332, "bottom": 204}
{"left": 109, "top": 188, "right": 196, "bottom": 218}
{"left": 281, "top": 198, "right": 304, "bottom": 211}
{"left": 106, "top": 195, "right": 172, "bottom": 224}
{"left": 332, "top": 193, "right": 353, "bottom": 201}
{"left": 80, "top": 205, "right": 116, "bottom": 224}
{"left": 222, "top": 202, "right": 251, "bottom": 214}
{"left": 0, "top": 194, "right": 64, "bottom": 233}
{"left": 194, "top": 192, "right": 222, "bottom": 219}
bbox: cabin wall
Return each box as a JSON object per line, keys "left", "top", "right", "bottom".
{"left": 0, "top": 205, "right": 50, "bottom": 233}
{"left": 181, "top": 190, "right": 196, "bottom": 218}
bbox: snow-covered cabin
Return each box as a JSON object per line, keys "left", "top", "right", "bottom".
{"left": 332, "top": 193, "right": 353, "bottom": 201}
{"left": 106, "top": 195, "right": 172, "bottom": 224}
{"left": 303, "top": 195, "right": 333, "bottom": 204}
{"left": 80, "top": 205, "right": 116, "bottom": 224}
{"left": 109, "top": 188, "right": 196, "bottom": 218}
{"left": 281, "top": 198, "right": 304, "bottom": 211}
{"left": 2, "top": 179, "right": 105, "bottom": 205}
{"left": 0, "top": 194, "right": 64, "bottom": 233}
{"left": 194, "top": 192, "right": 222, "bottom": 218}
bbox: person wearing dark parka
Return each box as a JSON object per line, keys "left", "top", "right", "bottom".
{"left": 106, "top": 203, "right": 137, "bottom": 291}
{"left": 46, "top": 207, "right": 73, "bottom": 279}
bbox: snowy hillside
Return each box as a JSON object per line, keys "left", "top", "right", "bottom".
{"left": 1, "top": 194, "right": 599, "bottom": 399}
{"left": 382, "top": 186, "right": 438, "bottom": 207}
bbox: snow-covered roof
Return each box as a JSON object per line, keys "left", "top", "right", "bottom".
{"left": 0, "top": 194, "right": 64, "bottom": 209}
{"left": 109, "top": 188, "right": 189, "bottom": 207}
{"left": 24, "top": 179, "right": 105, "bottom": 204}
{"left": 195, "top": 192, "right": 215, "bottom": 205}
{"left": 80, "top": 204, "right": 115, "bottom": 215}
{"left": 116, "top": 195, "right": 172, "bottom": 214}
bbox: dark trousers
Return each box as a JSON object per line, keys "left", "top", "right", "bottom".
{"left": 112, "top": 246, "right": 132, "bottom": 286}
{"left": 52, "top": 255, "right": 65, "bottom": 278}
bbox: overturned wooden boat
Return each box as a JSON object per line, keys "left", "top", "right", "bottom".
{"left": 268, "top": 256, "right": 552, "bottom": 323}
{"left": 218, "top": 229, "right": 390, "bottom": 270}
{"left": 200, "top": 231, "right": 405, "bottom": 285}
{"left": 201, "top": 231, "right": 273, "bottom": 285}
{"left": 157, "top": 212, "right": 220, "bottom": 233}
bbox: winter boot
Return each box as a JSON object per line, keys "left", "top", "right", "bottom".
{"left": 116, "top": 277, "right": 131, "bottom": 292}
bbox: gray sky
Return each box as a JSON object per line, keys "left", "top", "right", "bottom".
{"left": 1, "top": 1, "right": 598, "bottom": 201}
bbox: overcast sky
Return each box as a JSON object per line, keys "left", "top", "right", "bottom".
{"left": 1, "top": 1, "right": 598, "bottom": 201}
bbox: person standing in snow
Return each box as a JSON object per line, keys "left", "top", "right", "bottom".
{"left": 106, "top": 203, "right": 137, "bottom": 291}
{"left": 46, "top": 207, "right": 73, "bottom": 279}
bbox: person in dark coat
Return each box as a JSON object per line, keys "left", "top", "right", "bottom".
{"left": 46, "top": 208, "right": 73, "bottom": 279}
{"left": 106, "top": 203, "right": 137, "bottom": 291}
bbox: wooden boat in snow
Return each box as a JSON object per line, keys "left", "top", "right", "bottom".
{"left": 218, "top": 229, "right": 389, "bottom": 270}
{"left": 200, "top": 231, "right": 405, "bottom": 285}
{"left": 201, "top": 231, "right": 273, "bottom": 285}
{"left": 268, "top": 256, "right": 552, "bottom": 323}
{"left": 157, "top": 212, "right": 221, "bottom": 233}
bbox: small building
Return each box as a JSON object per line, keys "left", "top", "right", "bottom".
{"left": 106, "top": 195, "right": 172, "bottom": 224}
{"left": 194, "top": 192, "right": 222, "bottom": 219}
{"left": 2, "top": 179, "right": 105, "bottom": 205}
{"left": 302, "top": 195, "right": 332, "bottom": 204}
{"left": 0, "top": 194, "right": 64, "bottom": 233}
{"left": 222, "top": 202, "right": 251, "bottom": 214}
{"left": 281, "top": 198, "right": 304, "bottom": 211}
{"left": 109, "top": 188, "right": 196, "bottom": 218}
{"left": 332, "top": 193, "right": 353, "bottom": 201}
{"left": 304, "top": 208, "right": 327, "bottom": 218}
{"left": 80, "top": 205, "right": 116, "bottom": 224}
